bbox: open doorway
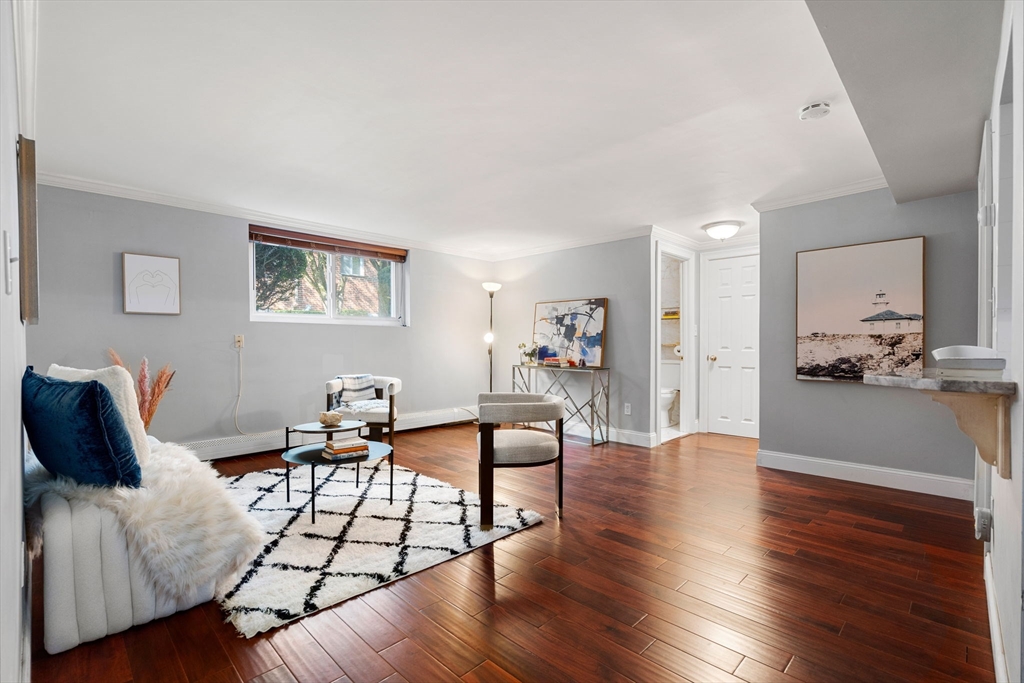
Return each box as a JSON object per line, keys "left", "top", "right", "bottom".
{"left": 655, "top": 242, "right": 696, "bottom": 444}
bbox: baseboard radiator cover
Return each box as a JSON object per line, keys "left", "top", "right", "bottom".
{"left": 179, "top": 406, "right": 478, "bottom": 461}
{"left": 756, "top": 449, "right": 974, "bottom": 501}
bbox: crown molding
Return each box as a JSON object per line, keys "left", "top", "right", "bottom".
{"left": 697, "top": 232, "right": 760, "bottom": 251}
{"left": 750, "top": 176, "right": 889, "bottom": 213}
{"left": 37, "top": 172, "right": 495, "bottom": 262}
{"left": 489, "top": 225, "right": 654, "bottom": 262}
{"left": 650, "top": 226, "right": 702, "bottom": 251}
{"left": 651, "top": 225, "right": 759, "bottom": 253}
{"left": 38, "top": 172, "right": 762, "bottom": 263}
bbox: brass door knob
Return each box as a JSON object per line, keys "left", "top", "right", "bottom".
{"left": 708, "top": 355, "right": 717, "bottom": 362}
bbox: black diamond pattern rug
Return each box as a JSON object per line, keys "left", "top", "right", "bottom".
{"left": 216, "top": 458, "right": 541, "bottom": 637}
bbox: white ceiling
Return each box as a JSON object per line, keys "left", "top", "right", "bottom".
{"left": 37, "top": 1, "right": 884, "bottom": 260}
{"left": 806, "top": 0, "right": 1004, "bottom": 204}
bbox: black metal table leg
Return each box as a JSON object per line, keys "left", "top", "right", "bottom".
{"left": 285, "top": 462, "right": 290, "bottom": 502}
{"left": 356, "top": 462, "right": 360, "bottom": 487}
{"left": 389, "top": 454, "right": 394, "bottom": 504}
{"left": 311, "top": 463, "right": 316, "bottom": 524}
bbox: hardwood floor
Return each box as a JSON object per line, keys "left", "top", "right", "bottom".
{"left": 31, "top": 425, "right": 993, "bottom": 683}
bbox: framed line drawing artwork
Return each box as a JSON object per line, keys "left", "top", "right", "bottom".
{"left": 122, "top": 253, "right": 180, "bottom": 315}
{"left": 796, "top": 236, "right": 924, "bottom": 382}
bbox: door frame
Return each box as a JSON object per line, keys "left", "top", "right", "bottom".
{"left": 651, "top": 236, "right": 697, "bottom": 445}
{"left": 698, "top": 245, "right": 760, "bottom": 434}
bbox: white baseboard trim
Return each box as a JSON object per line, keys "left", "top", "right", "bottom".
{"left": 609, "top": 428, "right": 658, "bottom": 448}
{"left": 180, "top": 406, "right": 478, "bottom": 461}
{"left": 755, "top": 449, "right": 974, "bottom": 500}
{"left": 985, "top": 552, "right": 1010, "bottom": 683}
{"left": 542, "top": 422, "right": 657, "bottom": 448}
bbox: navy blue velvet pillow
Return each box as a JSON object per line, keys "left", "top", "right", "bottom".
{"left": 22, "top": 367, "right": 142, "bottom": 488}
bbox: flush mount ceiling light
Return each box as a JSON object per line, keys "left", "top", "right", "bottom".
{"left": 701, "top": 221, "right": 742, "bottom": 241}
{"left": 799, "top": 101, "right": 831, "bottom": 120}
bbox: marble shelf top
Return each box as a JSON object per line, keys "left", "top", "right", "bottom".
{"left": 864, "top": 370, "right": 1017, "bottom": 396}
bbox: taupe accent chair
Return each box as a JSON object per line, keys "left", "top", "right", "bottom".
{"left": 477, "top": 392, "right": 564, "bottom": 529}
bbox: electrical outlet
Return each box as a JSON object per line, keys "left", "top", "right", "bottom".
{"left": 624, "top": 403, "right": 631, "bottom": 415}
{"left": 234, "top": 335, "right": 244, "bottom": 348}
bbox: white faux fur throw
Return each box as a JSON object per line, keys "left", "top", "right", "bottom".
{"left": 25, "top": 441, "right": 263, "bottom": 602}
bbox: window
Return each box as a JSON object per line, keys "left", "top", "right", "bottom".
{"left": 340, "top": 255, "right": 364, "bottom": 277}
{"left": 249, "top": 225, "right": 408, "bottom": 325}
{"left": 895, "top": 322, "right": 901, "bottom": 330}
{"left": 869, "top": 323, "right": 875, "bottom": 331}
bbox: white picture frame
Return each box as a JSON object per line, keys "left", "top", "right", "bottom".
{"left": 122, "top": 252, "right": 181, "bottom": 315}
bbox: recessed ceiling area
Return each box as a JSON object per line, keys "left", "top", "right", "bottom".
{"left": 37, "top": 1, "right": 884, "bottom": 259}
{"left": 806, "top": 0, "right": 1004, "bottom": 204}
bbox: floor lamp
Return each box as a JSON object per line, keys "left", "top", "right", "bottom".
{"left": 482, "top": 282, "right": 502, "bottom": 391}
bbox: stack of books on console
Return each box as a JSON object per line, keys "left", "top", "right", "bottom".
{"left": 322, "top": 435, "right": 369, "bottom": 461}
{"left": 932, "top": 345, "right": 1006, "bottom": 381}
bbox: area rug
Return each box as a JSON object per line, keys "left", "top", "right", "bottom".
{"left": 217, "top": 458, "right": 541, "bottom": 637}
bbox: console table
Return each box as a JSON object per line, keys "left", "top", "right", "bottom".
{"left": 512, "top": 364, "right": 610, "bottom": 445}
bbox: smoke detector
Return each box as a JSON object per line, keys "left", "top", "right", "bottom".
{"left": 799, "top": 101, "right": 831, "bottom": 121}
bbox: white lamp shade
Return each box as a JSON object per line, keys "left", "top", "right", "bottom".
{"left": 701, "top": 221, "right": 741, "bottom": 241}
{"left": 484, "top": 332, "right": 495, "bottom": 344}
{"left": 482, "top": 282, "right": 502, "bottom": 293}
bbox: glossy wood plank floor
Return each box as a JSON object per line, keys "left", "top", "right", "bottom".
{"left": 32, "top": 425, "right": 993, "bottom": 683}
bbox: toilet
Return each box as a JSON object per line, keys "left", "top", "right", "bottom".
{"left": 659, "top": 388, "right": 678, "bottom": 430}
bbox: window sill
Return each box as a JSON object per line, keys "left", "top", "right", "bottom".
{"left": 249, "top": 313, "right": 406, "bottom": 327}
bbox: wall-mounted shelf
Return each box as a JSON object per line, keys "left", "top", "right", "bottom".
{"left": 864, "top": 372, "right": 1017, "bottom": 478}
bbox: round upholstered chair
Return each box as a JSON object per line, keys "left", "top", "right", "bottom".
{"left": 326, "top": 374, "right": 402, "bottom": 446}
{"left": 477, "top": 392, "right": 564, "bottom": 529}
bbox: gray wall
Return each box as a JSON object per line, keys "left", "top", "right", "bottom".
{"left": 760, "top": 188, "right": 978, "bottom": 478}
{"left": 29, "top": 187, "right": 492, "bottom": 442}
{"left": 493, "top": 237, "right": 652, "bottom": 437}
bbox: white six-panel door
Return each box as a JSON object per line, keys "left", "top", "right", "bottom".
{"left": 704, "top": 253, "right": 759, "bottom": 438}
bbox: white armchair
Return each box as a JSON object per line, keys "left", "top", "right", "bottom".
{"left": 326, "top": 375, "right": 402, "bottom": 446}
{"left": 477, "top": 393, "right": 564, "bottom": 529}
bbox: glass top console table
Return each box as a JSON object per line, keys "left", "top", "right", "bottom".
{"left": 511, "top": 364, "right": 610, "bottom": 446}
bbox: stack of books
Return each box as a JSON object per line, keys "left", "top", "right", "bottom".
{"left": 322, "top": 435, "right": 369, "bottom": 461}
{"left": 543, "top": 357, "right": 571, "bottom": 368}
{"left": 934, "top": 367, "right": 1004, "bottom": 380}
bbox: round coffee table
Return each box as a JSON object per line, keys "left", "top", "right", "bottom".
{"left": 282, "top": 421, "right": 394, "bottom": 523}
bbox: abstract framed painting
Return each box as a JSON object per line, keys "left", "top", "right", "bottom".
{"left": 796, "top": 236, "right": 924, "bottom": 382}
{"left": 122, "top": 253, "right": 181, "bottom": 315}
{"left": 533, "top": 298, "right": 607, "bottom": 367}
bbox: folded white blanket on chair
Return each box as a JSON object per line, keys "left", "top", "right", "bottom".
{"left": 26, "top": 441, "right": 263, "bottom": 602}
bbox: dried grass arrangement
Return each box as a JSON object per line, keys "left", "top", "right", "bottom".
{"left": 108, "top": 348, "right": 175, "bottom": 430}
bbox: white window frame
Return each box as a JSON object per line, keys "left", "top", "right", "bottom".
{"left": 340, "top": 254, "right": 365, "bottom": 277}
{"left": 248, "top": 242, "right": 409, "bottom": 327}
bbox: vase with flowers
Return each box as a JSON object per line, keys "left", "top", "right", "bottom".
{"left": 107, "top": 349, "right": 175, "bottom": 430}
{"left": 518, "top": 341, "right": 540, "bottom": 365}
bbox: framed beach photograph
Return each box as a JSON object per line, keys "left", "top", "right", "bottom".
{"left": 796, "top": 237, "right": 924, "bottom": 382}
{"left": 122, "top": 253, "right": 181, "bottom": 315}
{"left": 533, "top": 298, "right": 607, "bottom": 367}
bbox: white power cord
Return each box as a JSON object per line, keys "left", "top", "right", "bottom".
{"left": 234, "top": 346, "right": 252, "bottom": 435}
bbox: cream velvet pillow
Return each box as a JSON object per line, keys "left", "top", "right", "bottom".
{"left": 47, "top": 364, "right": 151, "bottom": 466}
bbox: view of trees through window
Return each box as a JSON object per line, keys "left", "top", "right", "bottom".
{"left": 253, "top": 243, "right": 395, "bottom": 319}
